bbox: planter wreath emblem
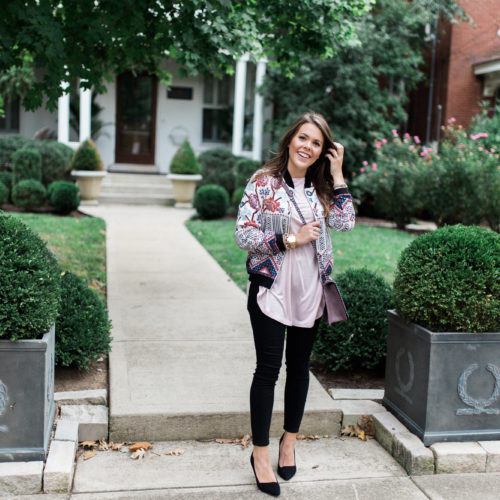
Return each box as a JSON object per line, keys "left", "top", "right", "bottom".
{"left": 0, "top": 380, "right": 8, "bottom": 432}
{"left": 456, "top": 363, "right": 500, "bottom": 416}
{"left": 395, "top": 348, "right": 415, "bottom": 404}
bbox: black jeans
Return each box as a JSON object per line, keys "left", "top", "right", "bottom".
{"left": 247, "top": 283, "right": 320, "bottom": 446}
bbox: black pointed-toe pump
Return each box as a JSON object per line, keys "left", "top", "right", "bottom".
{"left": 277, "top": 433, "right": 296, "bottom": 481}
{"left": 250, "top": 453, "right": 281, "bottom": 497}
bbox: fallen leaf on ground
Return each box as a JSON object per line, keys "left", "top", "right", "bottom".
{"left": 297, "top": 435, "right": 320, "bottom": 440}
{"left": 312, "top": 465, "right": 319, "bottom": 469}
{"left": 357, "top": 415, "right": 376, "bottom": 438}
{"left": 357, "top": 430, "right": 366, "bottom": 441}
{"left": 165, "top": 450, "right": 185, "bottom": 456}
{"left": 98, "top": 438, "right": 109, "bottom": 451}
{"left": 130, "top": 449, "right": 146, "bottom": 460}
{"left": 214, "top": 434, "right": 252, "bottom": 449}
{"left": 341, "top": 425, "right": 362, "bottom": 438}
{"left": 80, "top": 441, "right": 98, "bottom": 449}
{"left": 110, "top": 442, "right": 125, "bottom": 451}
{"left": 83, "top": 449, "right": 97, "bottom": 460}
{"left": 130, "top": 441, "right": 153, "bottom": 451}
{"left": 75, "top": 449, "right": 84, "bottom": 461}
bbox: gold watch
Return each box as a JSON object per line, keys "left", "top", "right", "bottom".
{"left": 285, "top": 233, "right": 297, "bottom": 249}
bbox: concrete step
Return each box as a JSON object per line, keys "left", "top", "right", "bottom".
{"left": 103, "top": 173, "right": 171, "bottom": 185}
{"left": 100, "top": 183, "right": 173, "bottom": 196}
{"left": 98, "top": 192, "right": 174, "bottom": 206}
{"left": 72, "top": 437, "right": 417, "bottom": 499}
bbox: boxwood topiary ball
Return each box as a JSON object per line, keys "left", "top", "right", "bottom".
{"left": 313, "top": 268, "right": 394, "bottom": 372}
{"left": 0, "top": 214, "right": 61, "bottom": 340}
{"left": 12, "top": 179, "right": 46, "bottom": 210}
{"left": 48, "top": 180, "right": 80, "bottom": 215}
{"left": 394, "top": 224, "right": 499, "bottom": 332}
{"left": 55, "top": 272, "right": 112, "bottom": 371}
{"left": 194, "top": 184, "right": 229, "bottom": 220}
{"left": 0, "top": 181, "right": 8, "bottom": 205}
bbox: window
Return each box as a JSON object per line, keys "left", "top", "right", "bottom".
{"left": 0, "top": 96, "right": 20, "bottom": 132}
{"left": 202, "top": 75, "right": 233, "bottom": 143}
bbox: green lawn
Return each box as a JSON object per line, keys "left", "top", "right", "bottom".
{"left": 186, "top": 219, "right": 416, "bottom": 291}
{"left": 9, "top": 212, "right": 106, "bottom": 297}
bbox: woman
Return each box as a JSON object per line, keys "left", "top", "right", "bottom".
{"left": 235, "top": 112, "right": 355, "bottom": 496}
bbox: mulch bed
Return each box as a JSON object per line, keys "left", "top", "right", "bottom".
{"left": 55, "top": 358, "right": 108, "bottom": 393}
{"left": 310, "top": 362, "right": 385, "bottom": 391}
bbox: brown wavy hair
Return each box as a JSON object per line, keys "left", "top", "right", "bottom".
{"left": 256, "top": 112, "right": 336, "bottom": 216}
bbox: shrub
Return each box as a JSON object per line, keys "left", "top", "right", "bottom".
{"left": 12, "top": 147, "right": 42, "bottom": 184}
{"left": 0, "top": 182, "right": 8, "bottom": 205}
{"left": 232, "top": 186, "right": 245, "bottom": 210}
{"left": 235, "top": 158, "right": 260, "bottom": 189}
{"left": 12, "top": 179, "right": 46, "bottom": 210}
{"left": 312, "top": 268, "right": 394, "bottom": 371}
{"left": 70, "top": 139, "right": 103, "bottom": 171}
{"left": 352, "top": 132, "right": 421, "bottom": 228}
{"left": 31, "top": 140, "right": 74, "bottom": 186}
{"left": 469, "top": 101, "right": 500, "bottom": 152}
{"left": 198, "top": 147, "right": 236, "bottom": 195}
{"left": 0, "top": 214, "right": 61, "bottom": 340}
{"left": 194, "top": 184, "right": 229, "bottom": 220}
{"left": 0, "top": 134, "right": 30, "bottom": 170}
{"left": 169, "top": 139, "right": 200, "bottom": 175}
{"left": 394, "top": 224, "right": 499, "bottom": 333}
{"left": 48, "top": 181, "right": 80, "bottom": 214}
{"left": 0, "top": 171, "right": 13, "bottom": 192}
{"left": 55, "top": 272, "right": 112, "bottom": 371}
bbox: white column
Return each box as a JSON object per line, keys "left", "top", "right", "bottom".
{"left": 79, "top": 85, "right": 92, "bottom": 142}
{"left": 57, "top": 82, "right": 70, "bottom": 143}
{"left": 252, "top": 60, "right": 267, "bottom": 162}
{"left": 232, "top": 55, "right": 249, "bottom": 157}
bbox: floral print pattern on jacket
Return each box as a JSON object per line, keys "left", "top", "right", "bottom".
{"left": 235, "top": 171, "right": 355, "bottom": 288}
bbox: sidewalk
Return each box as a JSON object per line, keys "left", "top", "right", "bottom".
{"left": 41, "top": 204, "right": 500, "bottom": 499}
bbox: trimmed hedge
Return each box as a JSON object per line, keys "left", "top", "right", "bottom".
{"left": 0, "top": 182, "right": 8, "bottom": 205}
{"left": 12, "top": 179, "right": 46, "bottom": 210}
{"left": 232, "top": 186, "right": 245, "bottom": 210}
{"left": 394, "top": 224, "right": 500, "bottom": 332}
{"left": 0, "top": 135, "right": 30, "bottom": 170}
{"left": 0, "top": 214, "right": 61, "bottom": 340}
{"left": 31, "top": 140, "right": 74, "bottom": 186}
{"left": 313, "top": 268, "right": 394, "bottom": 371}
{"left": 55, "top": 272, "right": 112, "bottom": 371}
{"left": 198, "top": 147, "right": 236, "bottom": 195}
{"left": 194, "top": 184, "right": 229, "bottom": 220}
{"left": 12, "top": 147, "right": 42, "bottom": 184}
{"left": 0, "top": 171, "right": 13, "bottom": 193}
{"left": 235, "top": 158, "right": 260, "bottom": 189}
{"left": 48, "top": 181, "right": 80, "bottom": 214}
{"left": 169, "top": 139, "right": 200, "bottom": 175}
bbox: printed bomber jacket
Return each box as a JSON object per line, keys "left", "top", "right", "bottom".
{"left": 235, "top": 169, "right": 355, "bottom": 288}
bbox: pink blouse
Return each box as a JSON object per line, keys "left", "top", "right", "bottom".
{"left": 257, "top": 177, "right": 325, "bottom": 328}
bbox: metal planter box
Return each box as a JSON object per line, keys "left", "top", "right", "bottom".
{"left": 384, "top": 310, "right": 500, "bottom": 446}
{"left": 0, "top": 325, "right": 55, "bottom": 462}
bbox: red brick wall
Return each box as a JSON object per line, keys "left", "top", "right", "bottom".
{"left": 445, "top": 0, "right": 500, "bottom": 127}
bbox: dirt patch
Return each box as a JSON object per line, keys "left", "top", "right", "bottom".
{"left": 310, "top": 362, "right": 385, "bottom": 392}
{"left": 54, "top": 358, "right": 108, "bottom": 392}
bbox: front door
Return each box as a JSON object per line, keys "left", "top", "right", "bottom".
{"left": 115, "top": 73, "right": 157, "bottom": 164}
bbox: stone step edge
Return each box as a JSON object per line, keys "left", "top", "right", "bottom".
{"left": 331, "top": 398, "right": 500, "bottom": 476}
{"left": 55, "top": 389, "right": 108, "bottom": 406}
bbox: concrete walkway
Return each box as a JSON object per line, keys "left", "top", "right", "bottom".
{"left": 81, "top": 205, "right": 339, "bottom": 442}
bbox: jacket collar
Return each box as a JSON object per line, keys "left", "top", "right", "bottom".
{"left": 284, "top": 169, "right": 313, "bottom": 189}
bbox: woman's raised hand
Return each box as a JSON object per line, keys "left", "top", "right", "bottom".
{"left": 325, "top": 142, "right": 345, "bottom": 183}
{"left": 296, "top": 221, "right": 321, "bottom": 246}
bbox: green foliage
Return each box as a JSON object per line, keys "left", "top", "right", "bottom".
{"left": 12, "top": 179, "right": 46, "bottom": 210}
{"left": 70, "top": 139, "right": 103, "bottom": 171}
{"left": 48, "top": 180, "right": 80, "bottom": 215}
{"left": 351, "top": 132, "right": 421, "bottom": 228}
{"left": 232, "top": 186, "right": 245, "bottom": 210}
{"left": 170, "top": 139, "right": 200, "bottom": 175}
{"left": 0, "top": 134, "right": 30, "bottom": 170}
{"left": 198, "top": 147, "right": 237, "bottom": 195}
{"left": 0, "top": 182, "right": 8, "bottom": 205}
{"left": 0, "top": 213, "right": 61, "bottom": 340}
{"left": 55, "top": 272, "right": 112, "bottom": 370}
{"left": 469, "top": 101, "right": 500, "bottom": 152}
{"left": 194, "top": 184, "right": 229, "bottom": 220}
{"left": 0, "top": 0, "right": 373, "bottom": 111}
{"left": 262, "top": 0, "right": 468, "bottom": 173}
{"left": 394, "top": 225, "right": 500, "bottom": 333}
{"left": 313, "top": 268, "right": 394, "bottom": 371}
{"left": 0, "top": 171, "right": 12, "bottom": 199}
{"left": 235, "top": 158, "right": 260, "bottom": 189}
{"left": 12, "top": 147, "right": 42, "bottom": 184}
{"left": 31, "top": 140, "right": 74, "bottom": 185}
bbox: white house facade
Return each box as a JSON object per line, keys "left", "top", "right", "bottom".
{"left": 1, "top": 56, "right": 270, "bottom": 172}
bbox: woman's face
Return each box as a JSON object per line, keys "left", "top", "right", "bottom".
{"left": 287, "top": 122, "right": 324, "bottom": 178}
